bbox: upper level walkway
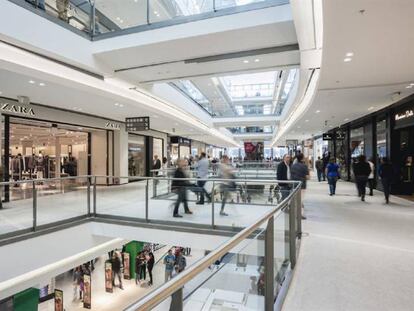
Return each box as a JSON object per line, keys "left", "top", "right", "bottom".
{"left": 283, "top": 178, "right": 414, "bottom": 311}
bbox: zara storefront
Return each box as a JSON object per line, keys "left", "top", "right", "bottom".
{"left": 0, "top": 97, "right": 123, "bottom": 191}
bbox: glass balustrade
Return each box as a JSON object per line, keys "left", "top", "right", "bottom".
{"left": 11, "top": 0, "right": 289, "bottom": 38}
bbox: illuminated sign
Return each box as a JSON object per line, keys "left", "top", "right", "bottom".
{"left": 395, "top": 110, "right": 414, "bottom": 121}
{"left": 1, "top": 103, "right": 35, "bottom": 116}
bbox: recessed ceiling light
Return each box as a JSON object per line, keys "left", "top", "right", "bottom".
{"left": 410, "top": 83, "right": 414, "bottom": 86}
{"left": 254, "top": 59, "right": 260, "bottom": 62}
{"left": 154, "top": 11, "right": 158, "bottom": 14}
{"left": 368, "top": 106, "right": 374, "bottom": 111}
{"left": 243, "top": 60, "right": 249, "bottom": 64}
{"left": 305, "top": 119, "right": 309, "bottom": 122}
{"left": 39, "top": 82, "right": 45, "bottom": 86}
{"left": 344, "top": 58, "right": 352, "bottom": 62}
{"left": 0, "top": 91, "right": 2, "bottom": 95}
{"left": 406, "top": 85, "right": 413, "bottom": 89}
{"left": 315, "top": 110, "right": 321, "bottom": 113}
{"left": 346, "top": 52, "right": 354, "bottom": 57}
{"left": 29, "top": 80, "right": 35, "bottom": 84}
{"left": 297, "top": 126, "right": 301, "bottom": 129}
{"left": 119, "top": 104, "right": 124, "bottom": 107}
{"left": 344, "top": 118, "right": 349, "bottom": 121}
{"left": 115, "top": 103, "right": 119, "bottom": 106}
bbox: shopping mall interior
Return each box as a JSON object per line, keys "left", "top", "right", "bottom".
{"left": 0, "top": 0, "right": 414, "bottom": 310}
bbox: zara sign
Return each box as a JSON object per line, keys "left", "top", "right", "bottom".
{"left": 1, "top": 102, "right": 35, "bottom": 116}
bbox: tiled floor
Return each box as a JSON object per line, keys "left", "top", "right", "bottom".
{"left": 283, "top": 178, "right": 414, "bottom": 311}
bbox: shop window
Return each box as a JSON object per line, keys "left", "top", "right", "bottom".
{"left": 128, "top": 135, "right": 146, "bottom": 177}
{"left": 350, "top": 127, "right": 365, "bottom": 159}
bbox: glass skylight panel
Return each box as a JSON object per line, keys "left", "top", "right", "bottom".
{"left": 220, "top": 71, "right": 277, "bottom": 100}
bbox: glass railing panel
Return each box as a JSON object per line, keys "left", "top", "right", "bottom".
{"left": 214, "top": 0, "right": 266, "bottom": 10}
{"left": 0, "top": 183, "right": 34, "bottom": 236}
{"left": 95, "top": 178, "right": 147, "bottom": 219}
{"left": 36, "top": 0, "right": 92, "bottom": 33}
{"left": 94, "top": 0, "right": 148, "bottom": 33}
{"left": 273, "top": 202, "right": 290, "bottom": 298}
{"left": 183, "top": 228, "right": 265, "bottom": 310}
{"left": 36, "top": 177, "right": 89, "bottom": 226}
{"left": 149, "top": 0, "right": 214, "bottom": 24}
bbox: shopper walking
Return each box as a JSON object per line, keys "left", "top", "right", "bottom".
{"left": 326, "top": 157, "right": 340, "bottom": 195}
{"left": 315, "top": 156, "right": 324, "bottom": 182}
{"left": 277, "top": 154, "right": 292, "bottom": 200}
{"left": 175, "top": 250, "right": 187, "bottom": 274}
{"left": 164, "top": 250, "right": 176, "bottom": 282}
{"left": 353, "top": 155, "right": 371, "bottom": 201}
{"left": 322, "top": 153, "right": 330, "bottom": 181}
{"left": 219, "top": 155, "right": 236, "bottom": 216}
{"left": 146, "top": 252, "right": 155, "bottom": 286}
{"left": 72, "top": 266, "right": 82, "bottom": 301}
{"left": 196, "top": 152, "right": 212, "bottom": 205}
{"left": 379, "top": 157, "right": 393, "bottom": 204}
{"left": 368, "top": 157, "right": 375, "bottom": 196}
{"left": 171, "top": 159, "right": 193, "bottom": 218}
{"left": 111, "top": 252, "right": 124, "bottom": 290}
{"left": 290, "top": 153, "right": 309, "bottom": 220}
{"left": 135, "top": 252, "right": 146, "bottom": 285}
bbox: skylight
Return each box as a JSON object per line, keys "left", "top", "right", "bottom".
{"left": 220, "top": 71, "right": 278, "bottom": 100}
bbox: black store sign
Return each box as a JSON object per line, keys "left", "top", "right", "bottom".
{"left": 125, "top": 117, "right": 150, "bottom": 131}
{"left": 394, "top": 106, "right": 414, "bottom": 129}
{"left": 323, "top": 133, "right": 333, "bottom": 141}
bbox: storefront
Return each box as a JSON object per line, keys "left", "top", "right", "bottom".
{"left": 190, "top": 140, "right": 206, "bottom": 157}
{"left": 326, "top": 94, "right": 414, "bottom": 196}
{"left": 0, "top": 97, "right": 121, "bottom": 193}
{"left": 128, "top": 132, "right": 165, "bottom": 177}
{"left": 169, "top": 136, "right": 191, "bottom": 163}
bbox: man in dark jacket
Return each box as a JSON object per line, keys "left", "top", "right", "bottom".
{"left": 111, "top": 252, "right": 123, "bottom": 289}
{"left": 152, "top": 155, "right": 161, "bottom": 176}
{"left": 171, "top": 160, "right": 193, "bottom": 217}
{"left": 277, "top": 154, "right": 292, "bottom": 200}
{"left": 352, "top": 155, "right": 371, "bottom": 201}
{"left": 379, "top": 157, "right": 393, "bottom": 204}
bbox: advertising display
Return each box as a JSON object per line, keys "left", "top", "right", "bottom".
{"left": 83, "top": 274, "right": 91, "bottom": 309}
{"left": 244, "top": 142, "right": 264, "bottom": 160}
{"left": 54, "top": 289, "right": 63, "bottom": 311}
{"left": 123, "top": 252, "right": 131, "bottom": 280}
{"left": 105, "top": 261, "right": 113, "bottom": 293}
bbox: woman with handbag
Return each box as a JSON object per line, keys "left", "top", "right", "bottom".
{"left": 326, "top": 157, "right": 340, "bottom": 196}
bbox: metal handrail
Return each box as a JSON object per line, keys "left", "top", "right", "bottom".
{"left": 124, "top": 181, "right": 302, "bottom": 311}
{"left": 0, "top": 174, "right": 299, "bottom": 186}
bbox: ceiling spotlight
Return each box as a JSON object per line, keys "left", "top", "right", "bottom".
{"left": 29, "top": 80, "right": 35, "bottom": 84}
{"left": 243, "top": 60, "right": 249, "bottom": 64}
{"left": 368, "top": 106, "right": 374, "bottom": 111}
{"left": 39, "top": 82, "right": 46, "bottom": 86}
{"left": 344, "top": 118, "right": 349, "bottom": 121}
{"left": 254, "top": 59, "right": 260, "bottom": 62}
{"left": 115, "top": 103, "right": 119, "bottom": 106}
{"left": 406, "top": 85, "right": 413, "bottom": 89}
{"left": 344, "top": 58, "right": 352, "bottom": 62}
{"left": 345, "top": 52, "right": 354, "bottom": 57}
{"left": 315, "top": 110, "right": 321, "bottom": 113}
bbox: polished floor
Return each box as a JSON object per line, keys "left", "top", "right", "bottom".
{"left": 283, "top": 178, "right": 414, "bottom": 311}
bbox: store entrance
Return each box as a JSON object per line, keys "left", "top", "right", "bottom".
{"left": 3, "top": 118, "right": 90, "bottom": 201}
{"left": 395, "top": 126, "right": 414, "bottom": 196}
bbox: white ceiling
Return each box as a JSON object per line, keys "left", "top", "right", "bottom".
{"left": 0, "top": 69, "right": 230, "bottom": 146}
{"left": 282, "top": 0, "right": 414, "bottom": 142}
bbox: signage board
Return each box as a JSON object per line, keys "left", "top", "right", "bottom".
{"left": 83, "top": 274, "right": 91, "bottom": 309}
{"left": 322, "top": 133, "right": 334, "bottom": 141}
{"left": 125, "top": 117, "right": 150, "bottom": 132}
{"left": 105, "top": 261, "right": 113, "bottom": 293}
{"left": 54, "top": 289, "right": 63, "bottom": 311}
{"left": 123, "top": 253, "right": 130, "bottom": 280}
{"left": 335, "top": 131, "right": 346, "bottom": 140}
{"left": 394, "top": 108, "right": 414, "bottom": 129}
